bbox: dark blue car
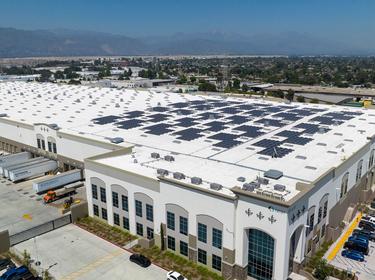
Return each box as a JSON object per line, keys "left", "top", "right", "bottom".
{"left": 349, "top": 235, "right": 369, "bottom": 245}
{"left": 341, "top": 249, "right": 365, "bottom": 262}
{"left": 0, "top": 266, "right": 29, "bottom": 280}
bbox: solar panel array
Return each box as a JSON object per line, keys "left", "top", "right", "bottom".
{"left": 92, "top": 99, "right": 364, "bottom": 158}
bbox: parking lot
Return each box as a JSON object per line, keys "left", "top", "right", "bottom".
{"left": 13, "top": 224, "right": 166, "bottom": 280}
{"left": 328, "top": 213, "right": 375, "bottom": 280}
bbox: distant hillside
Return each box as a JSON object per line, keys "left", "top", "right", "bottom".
{"left": 0, "top": 27, "right": 372, "bottom": 57}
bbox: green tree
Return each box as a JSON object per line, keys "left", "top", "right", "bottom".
{"left": 190, "top": 76, "right": 197, "bottom": 83}
{"left": 232, "top": 78, "right": 241, "bottom": 89}
{"left": 198, "top": 82, "right": 217, "bottom": 92}
{"left": 241, "top": 84, "right": 249, "bottom": 92}
{"left": 296, "top": 95, "right": 305, "bottom": 102}
{"left": 313, "top": 259, "right": 332, "bottom": 280}
{"left": 285, "top": 89, "right": 295, "bottom": 101}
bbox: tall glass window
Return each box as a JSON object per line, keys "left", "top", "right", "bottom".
{"left": 198, "top": 223, "right": 207, "bottom": 243}
{"left": 340, "top": 173, "right": 349, "bottom": 198}
{"left": 248, "top": 229, "right": 274, "bottom": 280}
{"left": 100, "top": 187, "right": 106, "bottom": 203}
{"left": 212, "top": 228, "right": 222, "bottom": 249}
{"left": 112, "top": 192, "right": 119, "bottom": 208}
{"left": 356, "top": 160, "right": 363, "bottom": 181}
{"left": 122, "top": 195, "right": 128, "bottom": 212}
{"left": 167, "top": 212, "right": 175, "bottom": 230}
{"left": 180, "top": 241, "right": 188, "bottom": 256}
{"left": 135, "top": 200, "right": 142, "bottom": 217}
{"left": 91, "top": 184, "right": 98, "bottom": 200}
{"left": 113, "top": 213, "right": 120, "bottom": 226}
{"left": 146, "top": 204, "right": 154, "bottom": 222}
{"left": 179, "top": 216, "right": 188, "bottom": 235}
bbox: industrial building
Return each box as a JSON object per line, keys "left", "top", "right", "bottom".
{"left": 0, "top": 81, "right": 375, "bottom": 280}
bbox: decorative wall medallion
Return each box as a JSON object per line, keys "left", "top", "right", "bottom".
{"left": 245, "top": 208, "right": 253, "bottom": 217}
{"left": 257, "top": 211, "right": 264, "bottom": 220}
{"left": 291, "top": 214, "right": 296, "bottom": 223}
{"left": 296, "top": 210, "right": 301, "bottom": 217}
{"left": 269, "top": 215, "right": 277, "bottom": 224}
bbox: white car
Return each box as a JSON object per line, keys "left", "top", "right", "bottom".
{"left": 167, "top": 271, "right": 188, "bottom": 280}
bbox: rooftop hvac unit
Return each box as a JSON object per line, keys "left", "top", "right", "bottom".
{"left": 191, "top": 177, "right": 202, "bottom": 185}
{"left": 210, "top": 183, "right": 223, "bottom": 191}
{"left": 242, "top": 183, "right": 255, "bottom": 192}
{"left": 151, "top": 152, "right": 160, "bottom": 159}
{"left": 115, "top": 103, "right": 120, "bottom": 108}
{"left": 164, "top": 155, "right": 175, "bottom": 162}
{"left": 237, "top": 176, "right": 246, "bottom": 182}
{"left": 109, "top": 137, "right": 124, "bottom": 144}
{"left": 274, "top": 184, "right": 286, "bottom": 192}
{"left": 264, "top": 169, "right": 283, "bottom": 180}
{"left": 0, "top": 113, "right": 8, "bottom": 117}
{"left": 257, "top": 176, "right": 269, "bottom": 185}
{"left": 173, "top": 172, "right": 185, "bottom": 180}
{"left": 157, "top": 168, "right": 169, "bottom": 176}
{"left": 49, "top": 124, "right": 59, "bottom": 130}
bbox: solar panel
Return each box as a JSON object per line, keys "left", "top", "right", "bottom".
{"left": 116, "top": 119, "right": 143, "bottom": 129}
{"left": 255, "top": 119, "right": 285, "bottom": 127}
{"left": 171, "top": 109, "right": 194, "bottom": 116}
{"left": 234, "top": 125, "right": 264, "bottom": 138}
{"left": 175, "top": 117, "right": 199, "bottom": 127}
{"left": 258, "top": 146, "right": 294, "bottom": 158}
{"left": 125, "top": 111, "right": 144, "bottom": 118}
{"left": 174, "top": 128, "right": 204, "bottom": 141}
{"left": 144, "top": 123, "right": 173, "bottom": 135}
{"left": 147, "top": 113, "right": 170, "bottom": 123}
{"left": 253, "top": 139, "right": 281, "bottom": 148}
{"left": 151, "top": 106, "right": 169, "bottom": 112}
{"left": 92, "top": 115, "right": 122, "bottom": 125}
{"left": 226, "top": 115, "right": 249, "bottom": 124}
{"left": 204, "top": 121, "right": 228, "bottom": 132}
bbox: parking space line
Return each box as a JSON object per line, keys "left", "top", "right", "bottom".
{"left": 60, "top": 249, "right": 124, "bottom": 280}
{"left": 327, "top": 212, "right": 362, "bottom": 261}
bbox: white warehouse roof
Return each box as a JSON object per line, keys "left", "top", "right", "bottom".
{"left": 1, "top": 81, "right": 375, "bottom": 202}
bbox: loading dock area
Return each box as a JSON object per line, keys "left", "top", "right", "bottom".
{"left": 0, "top": 176, "right": 65, "bottom": 236}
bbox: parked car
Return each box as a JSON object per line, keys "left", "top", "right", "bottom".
{"left": 344, "top": 241, "right": 369, "bottom": 255}
{"left": 341, "top": 249, "right": 365, "bottom": 262}
{"left": 167, "top": 271, "right": 188, "bottom": 280}
{"left": 129, "top": 254, "right": 151, "bottom": 268}
{"left": 359, "top": 220, "right": 375, "bottom": 232}
{"left": 0, "top": 266, "right": 29, "bottom": 280}
{"left": 353, "top": 229, "right": 375, "bottom": 241}
{"left": 0, "top": 259, "right": 14, "bottom": 272}
{"left": 348, "top": 235, "right": 369, "bottom": 246}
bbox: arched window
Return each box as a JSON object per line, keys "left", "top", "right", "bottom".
{"left": 248, "top": 229, "right": 275, "bottom": 280}
{"left": 36, "top": 134, "right": 45, "bottom": 150}
{"left": 369, "top": 149, "right": 375, "bottom": 169}
{"left": 340, "top": 172, "right": 349, "bottom": 198}
{"left": 356, "top": 160, "right": 363, "bottom": 182}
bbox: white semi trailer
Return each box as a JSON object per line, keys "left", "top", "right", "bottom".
{"left": 3, "top": 157, "right": 49, "bottom": 178}
{"left": 9, "top": 160, "right": 58, "bottom": 182}
{"left": 33, "top": 169, "right": 82, "bottom": 193}
{"left": 0, "top": 152, "right": 31, "bottom": 175}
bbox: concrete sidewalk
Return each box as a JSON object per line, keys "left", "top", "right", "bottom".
{"left": 13, "top": 224, "right": 167, "bottom": 280}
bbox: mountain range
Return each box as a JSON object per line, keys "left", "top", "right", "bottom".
{"left": 0, "top": 27, "right": 373, "bottom": 57}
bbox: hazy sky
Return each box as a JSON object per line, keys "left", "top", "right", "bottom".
{"left": 0, "top": 0, "right": 374, "bottom": 43}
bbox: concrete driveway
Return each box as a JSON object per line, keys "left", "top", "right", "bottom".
{"left": 13, "top": 224, "right": 167, "bottom": 280}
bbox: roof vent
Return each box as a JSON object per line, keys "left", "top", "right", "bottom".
{"left": 237, "top": 176, "right": 246, "bottom": 182}
{"left": 115, "top": 103, "right": 120, "bottom": 108}
{"left": 173, "top": 172, "right": 185, "bottom": 180}
{"left": 157, "top": 168, "right": 169, "bottom": 176}
{"left": 274, "top": 184, "right": 286, "bottom": 192}
{"left": 164, "top": 155, "right": 175, "bottom": 162}
{"left": 191, "top": 177, "right": 202, "bottom": 185}
{"left": 109, "top": 137, "right": 124, "bottom": 144}
{"left": 242, "top": 183, "right": 255, "bottom": 192}
{"left": 210, "top": 183, "right": 223, "bottom": 191}
{"left": 264, "top": 169, "right": 283, "bottom": 179}
{"left": 257, "top": 176, "right": 269, "bottom": 185}
{"left": 151, "top": 152, "right": 160, "bottom": 159}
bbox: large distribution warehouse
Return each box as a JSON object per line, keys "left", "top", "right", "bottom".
{"left": 0, "top": 81, "right": 375, "bottom": 280}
